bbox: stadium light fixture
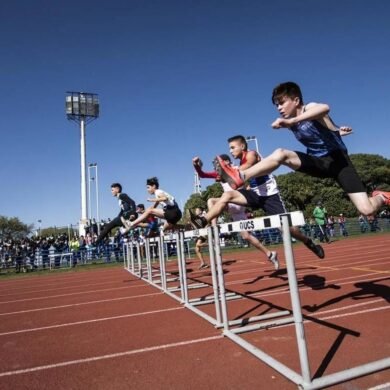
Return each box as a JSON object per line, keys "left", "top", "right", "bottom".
{"left": 65, "top": 92, "right": 99, "bottom": 236}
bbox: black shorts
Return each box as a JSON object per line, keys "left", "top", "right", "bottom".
{"left": 238, "top": 191, "right": 287, "bottom": 215}
{"left": 296, "top": 150, "right": 366, "bottom": 193}
{"left": 163, "top": 205, "right": 182, "bottom": 224}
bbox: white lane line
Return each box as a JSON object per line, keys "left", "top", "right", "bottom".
{"left": 302, "top": 298, "right": 383, "bottom": 315}
{"left": 0, "top": 292, "right": 161, "bottom": 316}
{"left": 0, "top": 285, "right": 149, "bottom": 305}
{"left": 0, "top": 279, "right": 146, "bottom": 298}
{"left": 247, "top": 274, "right": 389, "bottom": 300}
{"left": 0, "top": 306, "right": 183, "bottom": 336}
{"left": 368, "top": 383, "right": 390, "bottom": 390}
{"left": 0, "top": 335, "right": 222, "bottom": 377}
{"left": 0, "top": 268, "right": 127, "bottom": 288}
{"left": 317, "top": 305, "right": 390, "bottom": 322}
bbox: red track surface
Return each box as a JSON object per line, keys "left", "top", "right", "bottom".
{"left": 0, "top": 234, "right": 389, "bottom": 389}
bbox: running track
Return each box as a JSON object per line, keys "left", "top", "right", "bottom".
{"left": 0, "top": 234, "right": 389, "bottom": 389}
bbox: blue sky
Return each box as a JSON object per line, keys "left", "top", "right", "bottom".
{"left": 1, "top": 0, "right": 389, "bottom": 230}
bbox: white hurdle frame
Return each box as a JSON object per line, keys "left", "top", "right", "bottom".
{"left": 123, "top": 211, "right": 389, "bottom": 388}
{"left": 212, "top": 211, "right": 390, "bottom": 389}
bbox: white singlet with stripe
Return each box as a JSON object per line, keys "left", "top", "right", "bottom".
{"left": 241, "top": 150, "right": 279, "bottom": 196}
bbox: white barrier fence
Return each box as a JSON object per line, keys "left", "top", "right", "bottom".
{"left": 123, "top": 211, "right": 389, "bottom": 389}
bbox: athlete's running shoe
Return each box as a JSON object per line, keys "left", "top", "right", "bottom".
{"left": 213, "top": 155, "right": 244, "bottom": 190}
{"left": 119, "top": 227, "right": 128, "bottom": 235}
{"left": 304, "top": 239, "right": 325, "bottom": 259}
{"left": 268, "top": 251, "right": 279, "bottom": 270}
{"left": 372, "top": 190, "right": 390, "bottom": 206}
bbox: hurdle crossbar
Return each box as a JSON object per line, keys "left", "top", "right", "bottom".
{"left": 213, "top": 212, "right": 390, "bottom": 389}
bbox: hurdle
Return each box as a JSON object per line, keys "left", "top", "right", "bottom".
{"left": 211, "top": 211, "right": 390, "bottom": 389}
{"left": 123, "top": 227, "right": 242, "bottom": 326}
{"left": 155, "top": 228, "right": 226, "bottom": 323}
{"left": 176, "top": 227, "right": 223, "bottom": 326}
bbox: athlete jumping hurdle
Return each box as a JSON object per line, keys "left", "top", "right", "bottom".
{"left": 190, "top": 136, "right": 325, "bottom": 259}
{"left": 213, "top": 82, "right": 390, "bottom": 215}
{"left": 192, "top": 154, "right": 279, "bottom": 269}
{"left": 122, "top": 177, "right": 182, "bottom": 233}
{"left": 94, "top": 183, "right": 137, "bottom": 246}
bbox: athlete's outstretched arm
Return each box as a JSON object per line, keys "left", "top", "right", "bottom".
{"left": 272, "top": 102, "right": 330, "bottom": 129}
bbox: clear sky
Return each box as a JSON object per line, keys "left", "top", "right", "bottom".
{"left": 1, "top": 0, "right": 389, "bottom": 230}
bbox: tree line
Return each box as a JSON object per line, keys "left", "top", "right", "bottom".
{"left": 1, "top": 154, "right": 389, "bottom": 239}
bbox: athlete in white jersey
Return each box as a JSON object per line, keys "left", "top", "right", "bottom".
{"left": 123, "top": 177, "right": 182, "bottom": 232}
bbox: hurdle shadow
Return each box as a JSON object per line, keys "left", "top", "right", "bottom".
{"left": 303, "top": 277, "right": 390, "bottom": 313}
{"left": 303, "top": 314, "right": 361, "bottom": 379}
{"left": 227, "top": 287, "right": 294, "bottom": 321}
{"left": 244, "top": 266, "right": 316, "bottom": 285}
{"left": 224, "top": 286, "right": 362, "bottom": 378}
{"left": 221, "top": 259, "right": 237, "bottom": 266}
{"left": 242, "top": 268, "right": 291, "bottom": 288}
{"left": 243, "top": 269, "right": 334, "bottom": 296}
{"left": 301, "top": 274, "right": 341, "bottom": 291}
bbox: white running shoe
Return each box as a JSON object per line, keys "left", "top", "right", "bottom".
{"left": 268, "top": 251, "right": 279, "bottom": 270}
{"left": 119, "top": 227, "right": 128, "bottom": 235}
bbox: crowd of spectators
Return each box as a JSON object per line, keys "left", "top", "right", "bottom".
{"left": 302, "top": 210, "right": 390, "bottom": 243}
{"left": 0, "top": 225, "right": 125, "bottom": 273}
{"left": 1, "top": 211, "right": 389, "bottom": 273}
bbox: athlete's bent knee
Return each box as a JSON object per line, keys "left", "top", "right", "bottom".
{"left": 272, "top": 148, "right": 289, "bottom": 164}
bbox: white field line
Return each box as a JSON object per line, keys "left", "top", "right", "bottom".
{"left": 0, "top": 278, "right": 146, "bottom": 298}
{"left": 0, "top": 306, "right": 183, "bottom": 337}
{"left": 0, "top": 267, "right": 127, "bottom": 288}
{"left": 0, "top": 285, "right": 150, "bottom": 305}
{"left": 0, "top": 335, "right": 222, "bottom": 378}
{"left": 246, "top": 274, "right": 390, "bottom": 300}
{"left": 316, "top": 305, "right": 390, "bottom": 322}
{"left": 223, "top": 271, "right": 386, "bottom": 293}
{"left": 220, "top": 256, "right": 389, "bottom": 280}
{"left": 367, "top": 383, "right": 390, "bottom": 390}
{"left": 0, "top": 305, "right": 387, "bottom": 378}
{"left": 0, "top": 292, "right": 162, "bottom": 316}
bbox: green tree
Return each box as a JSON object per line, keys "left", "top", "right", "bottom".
{"left": 275, "top": 153, "right": 390, "bottom": 218}
{"left": 350, "top": 154, "right": 390, "bottom": 190}
{"left": 0, "top": 216, "right": 32, "bottom": 240}
{"left": 201, "top": 182, "right": 224, "bottom": 203}
{"left": 41, "top": 227, "right": 71, "bottom": 237}
{"left": 183, "top": 182, "right": 225, "bottom": 222}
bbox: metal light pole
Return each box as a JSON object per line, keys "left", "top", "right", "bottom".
{"left": 66, "top": 92, "right": 99, "bottom": 236}
{"left": 88, "top": 168, "right": 92, "bottom": 220}
{"left": 245, "top": 135, "right": 259, "bottom": 154}
{"left": 88, "top": 163, "right": 100, "bottom": 233}
{"left": 37, "top": 219, "right": 42, "bottom": 237}
{"left": 193, "top": 171, "right": 201, "bottom": 194}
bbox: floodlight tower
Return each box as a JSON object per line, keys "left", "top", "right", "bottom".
{"left": 245, "top": 135, "right": 259, "bottom": 154}
{"left": 194, "top": 171, "right": 201, "bottom": 194}
{"left": 65, "top": 92, "right": 99, "bottom": 236}
{"left": 193, "top": 158, "right": 202, "bottom": 194}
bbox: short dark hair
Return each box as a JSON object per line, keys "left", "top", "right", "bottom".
{"left": 227, "top": 135, "right": 247, "bottom": 151}
{"left": 146, "top": 177, "right": 159, "bottom": 188}
{"left": 111, "top": 183, "right": 122, "bottom": 192}
{"left": 272, "top": 82, "right": 303, "bottom": 105}
{"left": 137, "top": 204, "right": 145, "bottom": 210}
